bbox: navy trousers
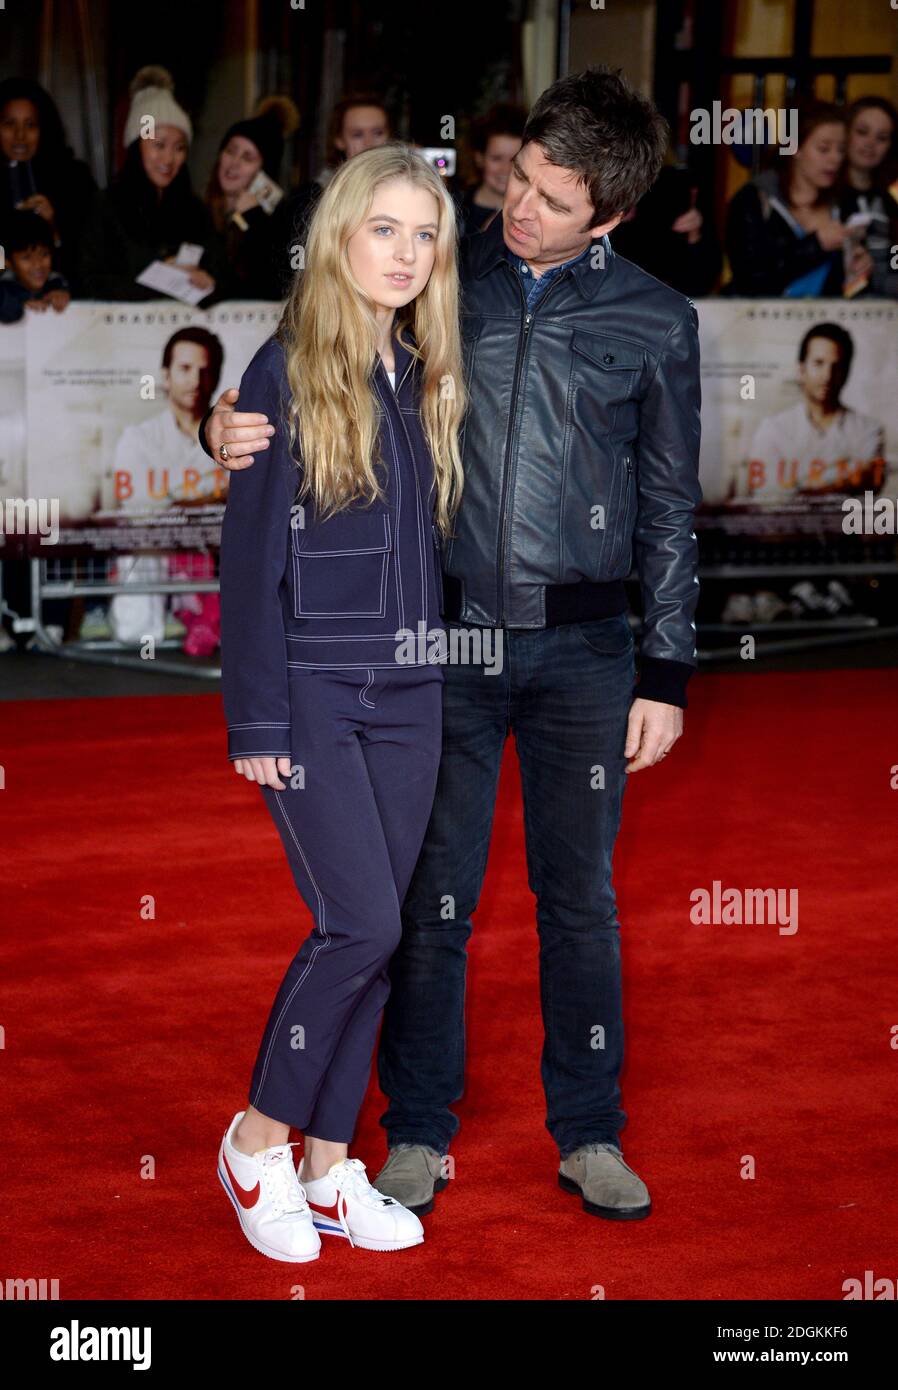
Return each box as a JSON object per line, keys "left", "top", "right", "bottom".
{"left": 377, "top": 614, "right": 635, "bottom": 1159}
{"left": 249, "top": 663, "right": 443, "bottom": 1141}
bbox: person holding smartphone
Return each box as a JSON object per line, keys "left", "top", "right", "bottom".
{"left": 215, "top": 143, "right": 464, "bottom": 1261}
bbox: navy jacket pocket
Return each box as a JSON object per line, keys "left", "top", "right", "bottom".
{"left": 290, "top": 508, "right": 392, "bottom": 619}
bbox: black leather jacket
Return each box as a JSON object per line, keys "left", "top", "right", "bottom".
{"left": 447, "top": 213, "right": 702, "bottom": 706}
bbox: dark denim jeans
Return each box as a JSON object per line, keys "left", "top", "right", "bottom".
{"left": 377, "top": 612, "right": 635, "bottom": 1160}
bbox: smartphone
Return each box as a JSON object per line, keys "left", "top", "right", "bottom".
{"left": 419, "top": 148, "right": 457, "bottom": 179}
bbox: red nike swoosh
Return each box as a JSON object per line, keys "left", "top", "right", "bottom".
{"left": 307, "top": 1199, "right": 341, "bottom": 1221}
{"left": 222, "top": 1150, "right": 260, "bottom": 1209}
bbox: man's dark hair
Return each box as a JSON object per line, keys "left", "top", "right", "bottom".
{"left": 798, "top": 322, "right": 853, "bottom": 376}
{"left": 6, "top": 208, "right": 55, "bottom": 255}
{"left": 162, "top": 327, "right": 224, "bottom": 392}
{"left": 520, "top": 65, "right": 669, "bottom": 228}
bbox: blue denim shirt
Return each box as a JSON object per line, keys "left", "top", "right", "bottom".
{"left": 502, "top": 239, "right": 593, "bottom": 312}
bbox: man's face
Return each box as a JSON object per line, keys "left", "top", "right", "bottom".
{"left": 501, "top": 139, "right": 623, "bottom": 269}
{"left": 799, "top": 336, "right": 847, "bottom": 408}
{"left": 163, "top": 342, "right": 214, "bottom": 417}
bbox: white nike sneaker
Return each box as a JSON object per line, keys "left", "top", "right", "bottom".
{"left": 299, "top": 1156, "right": 424, "bottom": 1252}
{"left": 217, "top": 1111, "right": 321, "bottom": 1263}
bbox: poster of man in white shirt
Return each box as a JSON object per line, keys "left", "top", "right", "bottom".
{"left": 109, "top": 327, "right": 225, "bottom": 644}
{"left": 742, "top": 323, "right": 886, "bottom": 504}
{"left": 113, "top": 327, "right": 226, "bottom": 514}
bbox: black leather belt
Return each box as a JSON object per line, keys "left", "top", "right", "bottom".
{"left": 440, "top": 573, "right": 629, "bottom": 627}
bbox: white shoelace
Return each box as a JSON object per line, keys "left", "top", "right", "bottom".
{"left": 326, "top": 1158, "right": 398, "bottom": 1248}
{"left": 260, "top": 1142, "right": 310, "bottom": 1218}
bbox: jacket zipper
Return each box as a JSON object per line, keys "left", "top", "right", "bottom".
{"left": 610, "top": 451, "right": 634, "bottom": 572}
{"left": 495, "top": 264, "right": 571, "bottom": 624}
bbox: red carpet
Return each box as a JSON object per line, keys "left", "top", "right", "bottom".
{"left": 3, "top": 669, "right": 895, "bottom": 1299}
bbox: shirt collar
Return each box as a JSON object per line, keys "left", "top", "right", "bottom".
{"left": 502, "top": 238, "right": 593, "bottom": 282}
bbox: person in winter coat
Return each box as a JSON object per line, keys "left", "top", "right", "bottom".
{"left": 78, "top": 66, "right": 224, "bottom": 304}
{"left": 837, "top": 96, "right": 898, "bottom": 298}
{"left": 725, "top": 100, "right": 871, "bottom": 297}
{"left": 204, "top": 96, "right": 300, "bottom": 301}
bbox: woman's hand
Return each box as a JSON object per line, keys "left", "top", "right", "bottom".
{"left": 813, "top": 218, "right": 852, "bottom": 252}
{"left": 18, "top": 192, "right": 56, "bottom": 224}
{"left": 233, "top": 189, "right": 260, "bottom": 216}
{"left": 184, "top": 267, "right": 215, "bottom": 294}
{"left": 205, "top": 388, "right": 275, "bottom": 469}
{"left": 845, "top": 241, "right": 874, "bottom": 284}
{"left": 160, "top": 260, "right": 215, "bottom": 295}
{"left": 672, "top": 206, "right": 703, "bottom": 243}
{"left": 233, "top": 756, "right": 293, "bottom": 789}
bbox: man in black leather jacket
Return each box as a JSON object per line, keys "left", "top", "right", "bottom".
{"left": 199, "top": 67, "right": 702, "bottom": 1226}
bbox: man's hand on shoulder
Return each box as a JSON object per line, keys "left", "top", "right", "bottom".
{"left": 205, "top": 388, "right": 275, "bottom": 471}
{"left": 625, "top": 697, "right": 684, "bottom": 772}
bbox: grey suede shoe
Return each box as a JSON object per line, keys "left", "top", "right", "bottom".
{"left": 373, "top": 1144, "right": 449, "bottom": 1216}
{"left": 558, "top": 1142, "right": 652, "bottom": 1220}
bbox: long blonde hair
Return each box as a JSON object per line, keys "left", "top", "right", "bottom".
{"left": 278, "top": 143, "right": 465, "bottom": 537}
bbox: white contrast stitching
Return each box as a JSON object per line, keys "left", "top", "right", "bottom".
{"left": 250, "top": 791, "right": 329, "bottom": 1106}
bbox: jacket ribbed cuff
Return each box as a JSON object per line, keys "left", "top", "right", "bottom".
{"left": 634, "top": 656, "right": 695, "bottom": 709}
{"left": 227, "top": 723, "right": 292, "bottom": 761}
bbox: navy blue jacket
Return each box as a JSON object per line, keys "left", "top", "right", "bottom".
{"left": 219, "top": 330, "right": 445, "bottom": 762}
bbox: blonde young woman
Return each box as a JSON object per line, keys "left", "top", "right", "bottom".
{"left": 215, "top": 144, "right": 464, "bottom": 1261}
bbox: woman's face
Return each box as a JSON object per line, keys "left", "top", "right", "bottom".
{"left": 0, "top": 99, "right": 40, "bottom": 163}
{"left": 217, "top": 135, "right": 263, "bottom": 195}
{"left": 848, "top": 107, "right": 894, "bottom": 174}
{"left": 795, "top": 122, "right": 846, "bottom": 190}
{"left": 346, "top": 177, "right": 440, "bottom": 314}
{"left": 477, "top": 133, "right": 521, "bottom": 199}
{"left": 335, "top": 105, "right": 390, "bottom": 160}
{"left": 140, "top": 124, "right": 189, "bottom": 190}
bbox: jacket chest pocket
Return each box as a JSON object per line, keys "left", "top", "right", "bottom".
{"left": 290, "top": 510, "right": 392, "bottom": 619}
{"left": 568, "top": 332, "right": 643, "bottom": 436}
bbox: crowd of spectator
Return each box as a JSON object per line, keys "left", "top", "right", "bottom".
{"left": 2, "top": 66, "right": 897, "bottom": 324}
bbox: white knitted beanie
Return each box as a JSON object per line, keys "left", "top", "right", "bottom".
{"left": 123, "top": 65, "right": 193, "bottom": 147}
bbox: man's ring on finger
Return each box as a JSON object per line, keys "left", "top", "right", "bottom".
{"left": 219, "top": 443, "right": 230, "bottom": 461}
